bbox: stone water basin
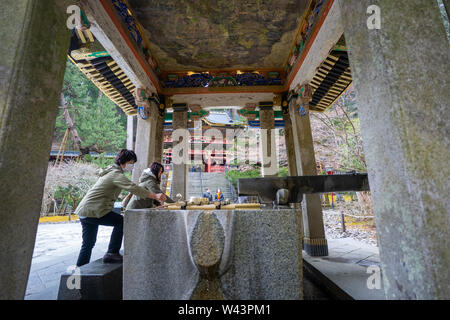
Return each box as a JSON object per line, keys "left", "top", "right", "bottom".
{"left": 123, "top": 208, "right": 303, "bottom": 300}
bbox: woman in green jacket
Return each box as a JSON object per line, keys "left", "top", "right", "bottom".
{"left": 75, "top": 149, "right": 166, "bottom": 267}
{"left": 125, "top": 162, "right": 175, "bottom": 209}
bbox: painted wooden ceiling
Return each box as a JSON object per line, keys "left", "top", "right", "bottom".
{"left": 127, "top": 0, "right": 309, "bottom": 72}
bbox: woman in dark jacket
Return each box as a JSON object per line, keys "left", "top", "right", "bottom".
{"left": 125, "top": 162, "right": 175, "bottom": 209}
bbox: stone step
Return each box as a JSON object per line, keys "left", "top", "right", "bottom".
{"left": 57, "top": 258, "right": 122, "bottom": 300}
{"left": 183, "top": 172, "right": 235, "bottom": 201}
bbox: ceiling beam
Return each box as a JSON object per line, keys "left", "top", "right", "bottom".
{"left": 81, "top": 0, "right": 159, "bottom": 94}
{"left": 288, "top": 0, "right": 343, "bottom": 90}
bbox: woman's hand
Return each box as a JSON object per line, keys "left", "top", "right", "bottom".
{"left": 149, "top": 192, "right": 167, "bottom": 203}
{"left": 122, "top": 193, "right": 132, "bottom": 207}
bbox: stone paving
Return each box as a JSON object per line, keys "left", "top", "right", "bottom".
{"left": 303, "top": 237, "right": 385, "bottom": 300}
{"left": 25, "top": 221, "right": 113, "bottom": 300}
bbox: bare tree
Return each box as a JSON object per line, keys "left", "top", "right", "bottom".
{"left": 60, "top": 93, "right": 89, "bottom": 157}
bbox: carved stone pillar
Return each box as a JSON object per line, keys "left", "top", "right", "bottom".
{"left": 0, "top": 0, "right": 71, "bottom": 299}
{"left": 339, "top": 0, "right": 449, "bottom": 299}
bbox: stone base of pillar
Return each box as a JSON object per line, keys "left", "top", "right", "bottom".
{"left": 302, "top": 237, "right": 328, "bottom": 256}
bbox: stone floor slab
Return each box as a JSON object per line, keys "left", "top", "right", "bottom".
{"left": 303, "top": 238, "right": 385, "bottom": 300}
{"left": 25, "top": 223, "right": 112, "bottom": 300}
{"left": 25, "top": 222, "right": 384, "bottom": 300}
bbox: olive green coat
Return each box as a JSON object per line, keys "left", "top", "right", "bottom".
{"left": 75, "top": 164, "right": 149, "bottom": 218}
{"left": 126, "top": 169, "right": 174, "bottom": 209}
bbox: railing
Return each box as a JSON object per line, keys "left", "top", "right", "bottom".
{"left": 49, "top": 150, "right": 116, "bottom": 158}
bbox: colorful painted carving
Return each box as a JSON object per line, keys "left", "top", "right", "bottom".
{"left": 134, "top": 88, "right": 163, "bottom": 119}
{"left": 282, "top": 102, "right": 289, "bottom": 116}
{"left": 145, "top": 48, "right": 158, "bottom": 69}
{"left": 285, "top": 0, "right": 326, "bottom": 78}
{"left": 163, "top": 71, "right": 282, "bottom": 88}
{"left": 297, "top": 83, "right": 313, "bottom": 102}
{"left": 188, "top": 105, "right": 209, "bottom": 121}
{"left": 111, "top": 0, "right": 142, "bottom": 48}
{"left": 238, "top": 104, "right": 257, "bottom": 121}
{"left": 164, "top": 73, "right": 212, "bottom": 88}
{"left": 111, "top": 0, "right": 161, "bottom": 79}
{"left": 285, "top": 63, "right": 292, "bottom": 74}
{"left": 138, "top": 106, "right": 148, "bottom": 119}
{"left": 295, "top": 84, "right": 313, "bottom": 116}
{"left": 268, "top": 72, "right": 280, "bottom": 79}
{"left": 209, "top": 74, "right": 238, "bottom": 87}
{"left": 273, "top": 94, "right": 282, "bottom": 107}
{"left": 235, "top": 72, "right": 281, "bottom": 86}
{"left": 134, "top": 88, "right": 150, "bottom": 119}
{"left": 298, "top": 104, "right": 308, "bottom": 117}
{"left": 71, "top": 47, "right": 110, "bottom": 60}
{"left": 167, "top": 74, "right": 178, "bottom": 81}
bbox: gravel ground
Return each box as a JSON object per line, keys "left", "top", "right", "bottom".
{"left": 323, "top": 208, "right": 378, "bottom": 246}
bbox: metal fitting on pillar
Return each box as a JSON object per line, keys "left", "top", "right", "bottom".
{"left": 189, "top": 104, "right": 209, "bottom": 121}
{"left": 293, "top": 83, "right": 313, "bottom": 117}
{"left": 172, "top": 103, "right": 188, "bottom": 112}
{"left": 238, "top": 103, "right": 257, "bottom": 121}
{"left": 134, "top": 88, "right": 152, "bottom": 119}
{"left": 258, "top": 101, "right": 274, "bottom": 110}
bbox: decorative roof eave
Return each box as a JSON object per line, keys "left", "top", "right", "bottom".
{"left": 69, "top": 55, "right": 138, "bottom": 116}
{"left": 202, "top": 120, "right": 241, "bottom": 128}
{"left": 308, "top": 51, "right": 353, "bottom": 112}
{"left": 67, "top": 25, "right": 139, "bottom": 116}
{"left": 248, "top": 120, "right": 286, "bottom": 128}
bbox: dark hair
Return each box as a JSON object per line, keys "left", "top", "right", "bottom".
{"left": 115, "top": 149, "right": 137, "bottom": 166}
{"left": 150, "top": 162, "right": 164, "bottom": 183}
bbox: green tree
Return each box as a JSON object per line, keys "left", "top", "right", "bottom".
{"left": 225, "top": 168, "right": 261, "bottom": 187}
{"left": 54, "top": 59, "right": 127, "bottom": 153}
{"left": 77, "top": 94, "right": 127, "bottom": 152}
